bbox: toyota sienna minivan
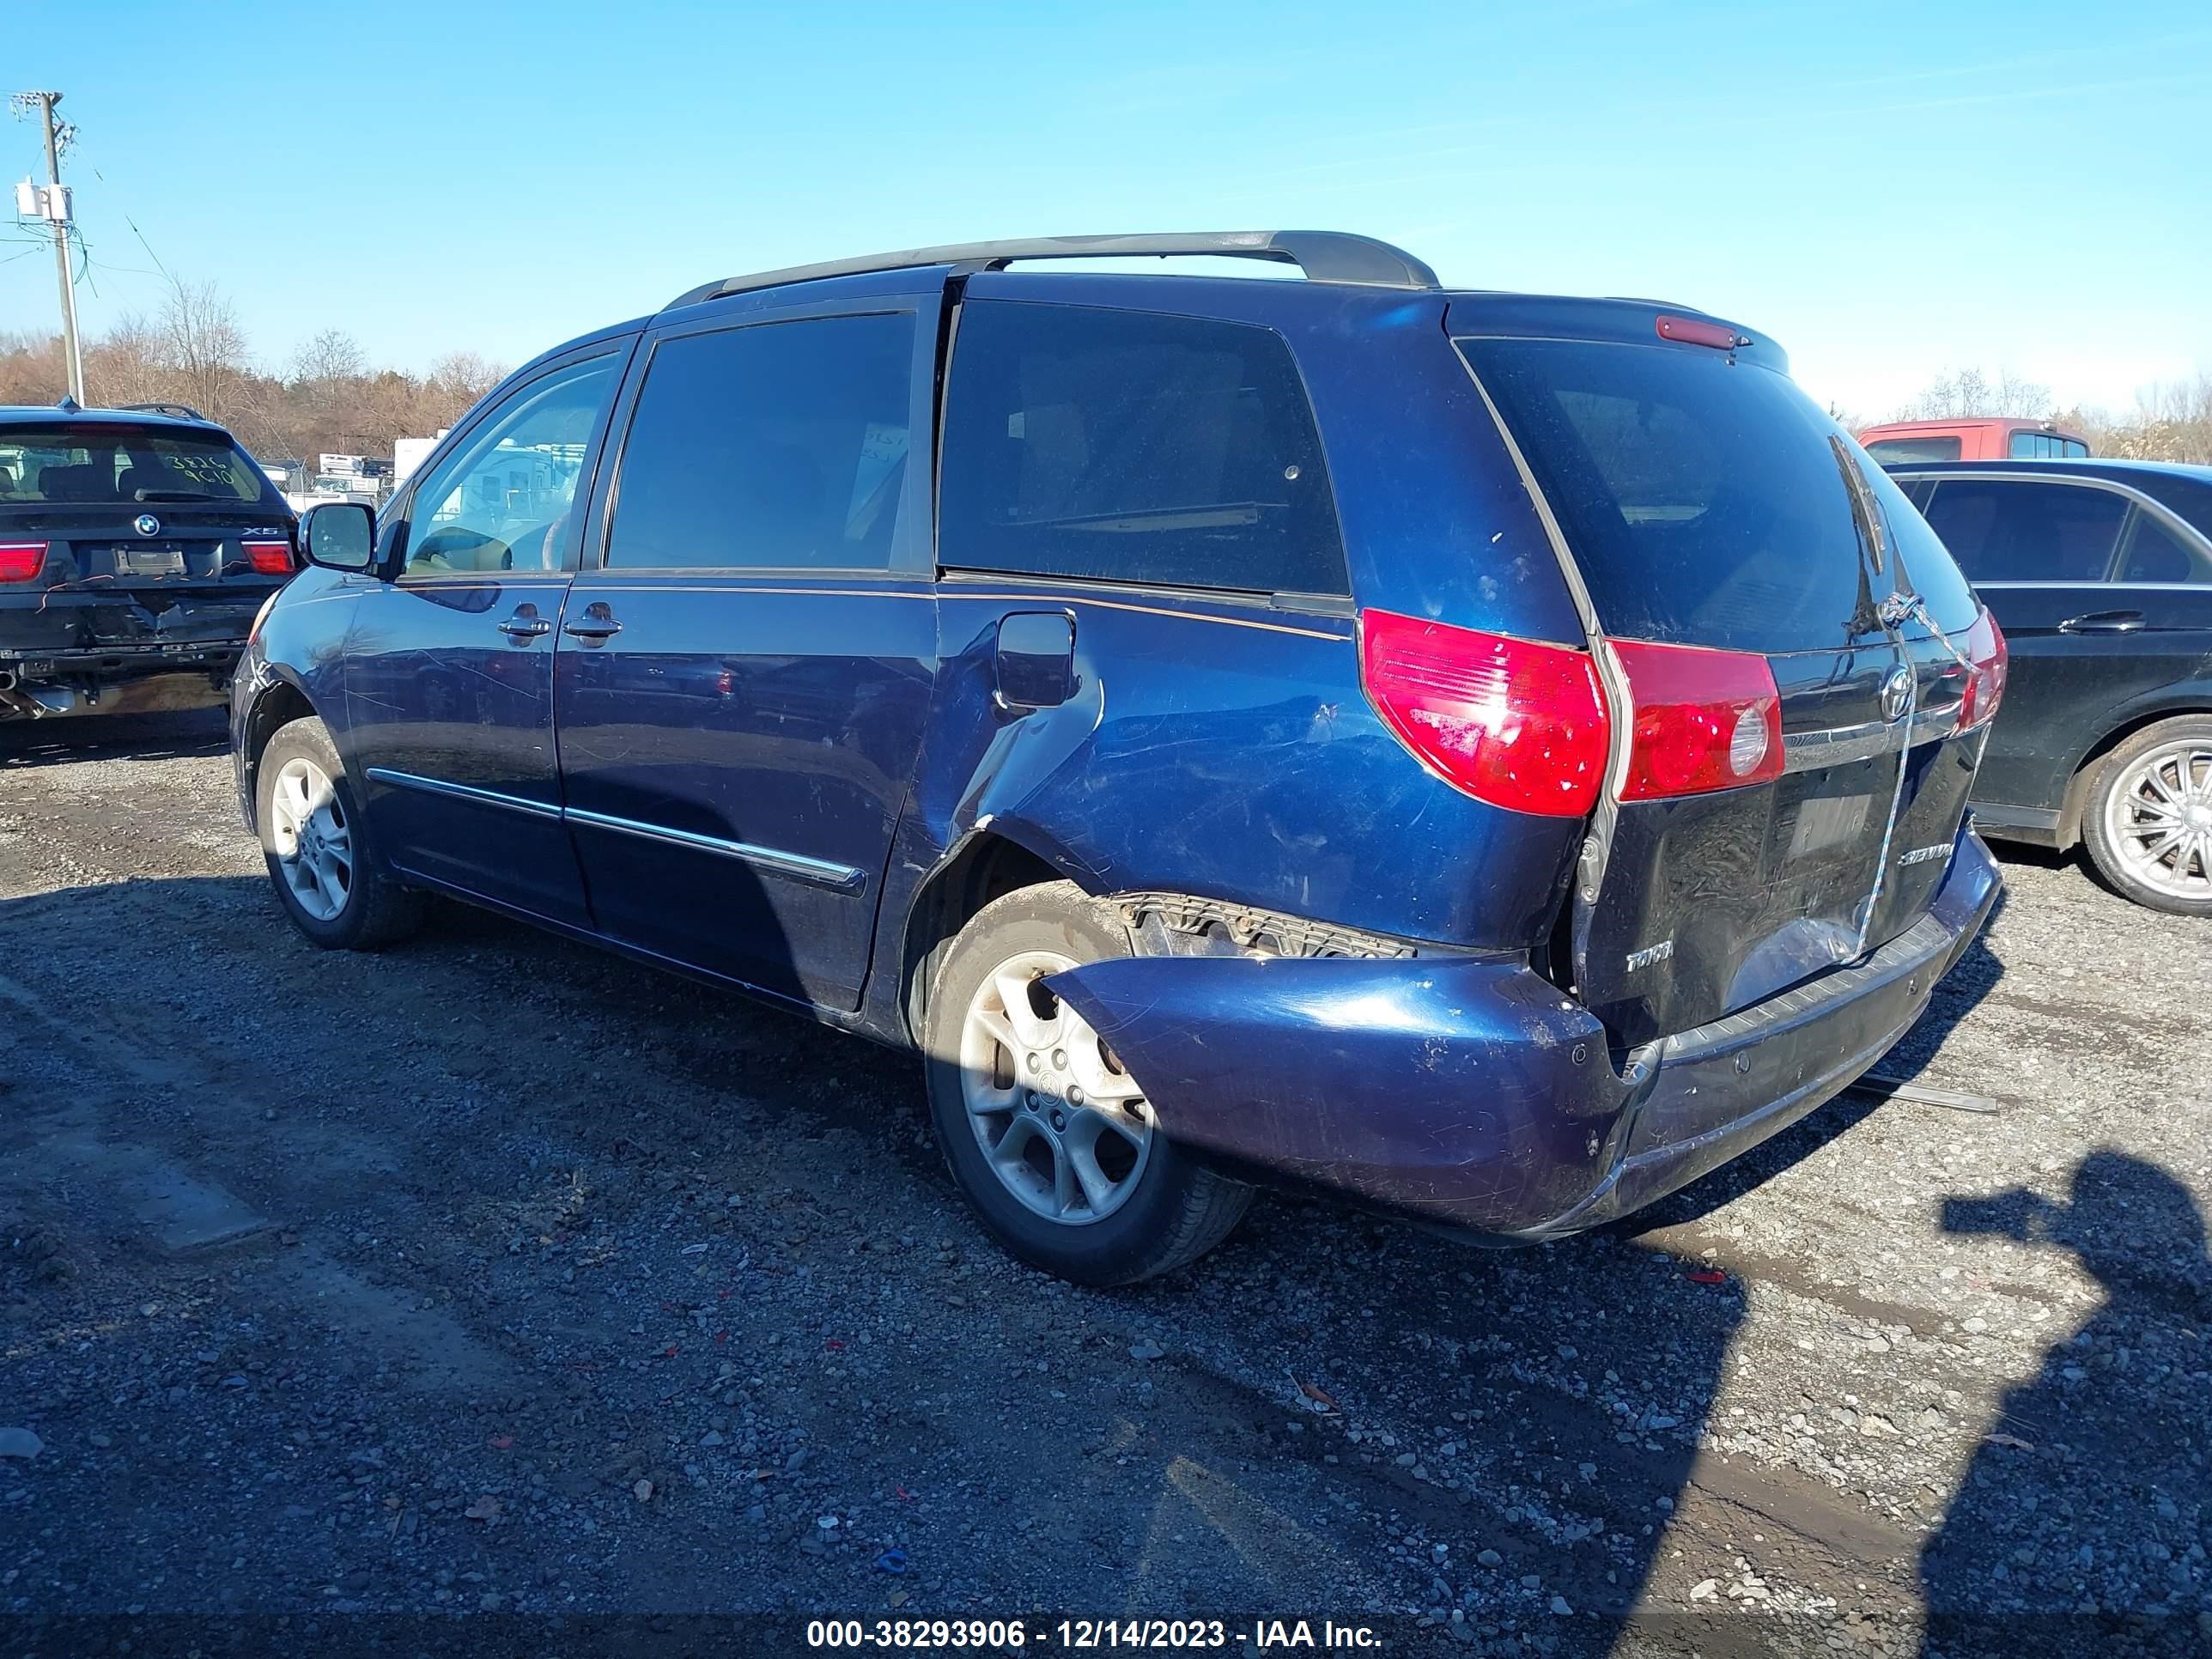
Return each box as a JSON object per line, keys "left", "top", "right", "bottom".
{"left": 232, "top": 230, "right": 2004, "bottom": 1284}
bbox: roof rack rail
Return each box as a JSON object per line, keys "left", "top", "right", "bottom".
{"left": 114, "top": 401, "right": 210, "bottom": 422}
{"left": 667, "top": 230, "right": 1439, "bottom": 310}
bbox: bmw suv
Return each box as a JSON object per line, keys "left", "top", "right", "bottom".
{"left": 231, "top": 230, "right": 2003, "bottom": 1284}
{"left": 2, "top": 402, "right": 297, "bottom": 720}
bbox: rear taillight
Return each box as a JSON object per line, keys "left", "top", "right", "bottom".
{"left": 1359, "top": 609, "right": 1609, "bottom": 817}
{"left": 242, "top": 539, "right": 295, "bottom": 576}
{"left": 1608, "top": 638, "right": 1784, "bottom": 801}
{"left": 1957, "top": 609, "right": 2007, "bottom": 732}
{"left": 0, "top": 541, "right": 48, "bottom": 583}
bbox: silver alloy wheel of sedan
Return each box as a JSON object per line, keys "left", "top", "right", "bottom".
{"left": 957, "top": 948, "right": 1154, "bottom": 1226}
{"left": 2104, "top": 738, "right": 2212, "bottom": 901}
{"left": 267, "top": 755, "right": 355, "bottom": 922}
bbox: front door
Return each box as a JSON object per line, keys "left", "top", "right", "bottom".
{"left": 343, "top": 348, "right": 628, "bottom": 925}
{"left": 555, "top": 295, "right": 939, "bottom": 1009}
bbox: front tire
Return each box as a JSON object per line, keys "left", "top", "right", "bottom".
{"left": 921, "top": 882, "right": 1253, "bottom": 1285}
{"left": 2080, "top": 716, "right": 2212, "bottom": 916}
{"left": 256, "top": 716, "right": 425, "bottom": 949}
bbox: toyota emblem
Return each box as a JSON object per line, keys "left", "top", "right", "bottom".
{"left": 133, "top": 514, "right": 162, "bottom": 538}
{"left": 1880, "top": 665, "right": 1914, "bottom": 722}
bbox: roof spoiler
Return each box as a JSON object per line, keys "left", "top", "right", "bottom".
{"left": 665, "top": 230, "right": 1440, "bottom": 309}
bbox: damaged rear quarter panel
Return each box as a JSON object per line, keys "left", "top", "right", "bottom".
{"left": 899, "top": 589, "right": 1581, "bottom": 950}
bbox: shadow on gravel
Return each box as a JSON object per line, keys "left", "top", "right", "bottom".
{"left": 1923, "top": 1152, "right": 2212, "bottom": 1657}
{"left": 0, "top": 706, "right": 229, "bottom": 769}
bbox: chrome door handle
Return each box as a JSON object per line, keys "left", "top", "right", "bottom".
{"left": 2058, "top": 611, "right": 2146, "bottom": 635}
{"left": 562, "top": 602, "right": 623, "bottom": 643}
{"left": 497, "top": 609, "right": 553, "bottom": 640}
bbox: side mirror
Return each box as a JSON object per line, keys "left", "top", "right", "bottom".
{"left": 300, "top": 501, "right": 378, "bottom": 573}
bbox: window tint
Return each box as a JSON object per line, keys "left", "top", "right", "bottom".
{"left": 605, "top": 313, "right": 914, "bottom": 572}
{"left": 2119, "top": 512, "right": 2212, "bottom": 584}
{"left": 1920, "top": 480, "right": 2126, "bottom": 582}
{"left": 404, "top": 357, "right": 617, "bottom": 574}
{"left": 1462, "top": 337, "right": 1980, "bottom": 653}
{"left": 1863, "top": 436, "right": 1961, "bottom": 465}
{"left": 0, "top": 423, "right": 276, "bottom": 505}
{"left": 939, "top": 301, "right": 1347, "bottom": 595}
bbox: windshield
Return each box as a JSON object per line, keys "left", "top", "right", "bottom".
{"left": 1458, "top": 337, "right": 1978, "bottom": 653}
{"left": 0, "top": 423, "right": 278, "bottom": 506}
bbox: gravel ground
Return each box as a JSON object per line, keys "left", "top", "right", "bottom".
{"left": 1, "top": 709, "right": 2207, "bottom": 1657}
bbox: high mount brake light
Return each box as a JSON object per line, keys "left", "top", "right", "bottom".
{"left": 242, "top": 539, "right": 295, "bottom": 576}
{"left": 1358, "top": 610, "right": 1608, "bottom": 817}
{"left": 1655, "top": 314, "right": 1742, "bottom": 350}
{"left": 1956, "top": 610, "right": 2007, "bottom": 732}
{"left": 0, "top": 541, "right": 48, "bottom": 583}
{"left": 1607, "top": 638, "right": 1784, "bottom": 801}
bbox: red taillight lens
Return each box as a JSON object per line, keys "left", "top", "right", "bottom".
{"left": 0, "top": 541, "right": 49, "bottom": 583}
{"left": 1609, "top": 638, "right": 1784, "bottom": 801}
{"left": 1359, "top": 609, "right": 1610, "bottom": 817}
{"left": 243, "top": 539, "right": 295, "bottom": 576}
{"left": 1957, "top": 609, "right": 2007, "bottom": 732}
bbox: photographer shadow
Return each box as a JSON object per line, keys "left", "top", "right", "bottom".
{"left": 1922, "top": 1152, "right": 2212, "bottom": 1655}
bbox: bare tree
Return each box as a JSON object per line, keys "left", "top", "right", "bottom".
{"left": 1891, "top": 368, "right": 2052, "bottom": 422}
{"left": 289, "top": 328, "right": 366, "bottom": 389}
{"left": 158, "top": 276, "right": 252, "bottom": 422}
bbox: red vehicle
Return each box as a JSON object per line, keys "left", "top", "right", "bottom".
{"left": 1858, "top": 417, "right": 2090, "bottom": 465}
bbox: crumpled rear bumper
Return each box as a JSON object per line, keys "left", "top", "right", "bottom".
{"left": 1049, "top": 828, "right": 2002, "bottom": 1237}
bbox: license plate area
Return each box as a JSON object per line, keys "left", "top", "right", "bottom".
{"left": 113, "top": 544, "right": 189, "bottom": 579}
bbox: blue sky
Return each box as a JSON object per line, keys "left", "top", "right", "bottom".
{"left": 8, "top": 1, "right": 2208, "bottom": 420}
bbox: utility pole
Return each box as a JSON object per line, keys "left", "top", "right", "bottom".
{"left": 13, "top": 91, "right": 85, "bottom": 404}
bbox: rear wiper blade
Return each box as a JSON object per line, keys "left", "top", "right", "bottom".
{"left": 133, "top": 489, "right": 221, "bottom": 501}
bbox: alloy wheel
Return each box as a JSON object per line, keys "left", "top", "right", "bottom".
{"left": 956, "top": 949, "right": 1154, "bottom": 1226}
{"left": 268, "top": 755, "right": 354, "bottom": 921}
{"left": 2105, "top": 739, "right": 2212, "bottom": 902}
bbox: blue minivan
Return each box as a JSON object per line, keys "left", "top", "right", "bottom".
{"left": 233, "top": 231, "right": 2003, "bottom": 1284}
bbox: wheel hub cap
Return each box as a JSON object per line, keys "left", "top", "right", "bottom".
{"left": 270, "top": 756, "right": 354, "bottom": 922}
{"left": 957, "top": 949, "right": 1155, "bottom": 1227}
{"left": 2107, "top": 742, "right": 2212, "bottom": 899}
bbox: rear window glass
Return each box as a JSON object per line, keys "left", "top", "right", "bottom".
{"left": 1921, "top": 480, "right": 2126, "bottom": 582}
{"left": 939, "top": 300, "right": 1348, "bottom": 595}
{"left": 2008, "top": 430, "right": 2090, "bottom": 460}
{"left": 0, "top": 424, "right": 274, "bottom": 505}
{"left": 1863, "top": 436, "right": 1962, "bottom": 465}
{"left": 2120, "top": 514, "right": 2212, "bottom": 585}
{"left": 1459, "top": 337, "right": 1978, "bottom": 653}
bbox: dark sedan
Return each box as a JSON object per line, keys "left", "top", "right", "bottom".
{"left": 1886, "top": 458, "right": 2212, "bottom": 913}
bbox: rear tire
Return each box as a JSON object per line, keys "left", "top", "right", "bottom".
{"left": 2080, "top": 716, "right": 2212, "bottom": 916}
{"left": 256, "top": 716, "right": 426, "bottom": 949}
{"left": 921, "top": 881, "right": 1253, "bottom": 1285}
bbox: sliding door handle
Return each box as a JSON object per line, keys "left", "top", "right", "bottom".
{"left": 563, "top": 601, "right": 623, "bottom": 643}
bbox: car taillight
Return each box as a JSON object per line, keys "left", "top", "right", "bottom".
{"left": 243, "top": 539, "right": 295, "bottom": 575}
{"left": 1608, "top": 637, "right": 1784, "bottom": 801}
{"left": 1359, "top": 609, "right": 1610, "bottom": 817}
{"left": 0, "top": 541, "right": 48, "bottom": 583}
{"left": 1957, "top": 609, "right": 2007, "bottom": 732}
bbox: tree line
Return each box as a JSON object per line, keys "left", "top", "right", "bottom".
{"left": 1864, "top": 366, "right": 2212, "bottom": 465}
{"left": 0, "top": 275, "right": 505, "bottom": 471}
{"left": 6, "top": 278, "right": 2208, "bottom": 470}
